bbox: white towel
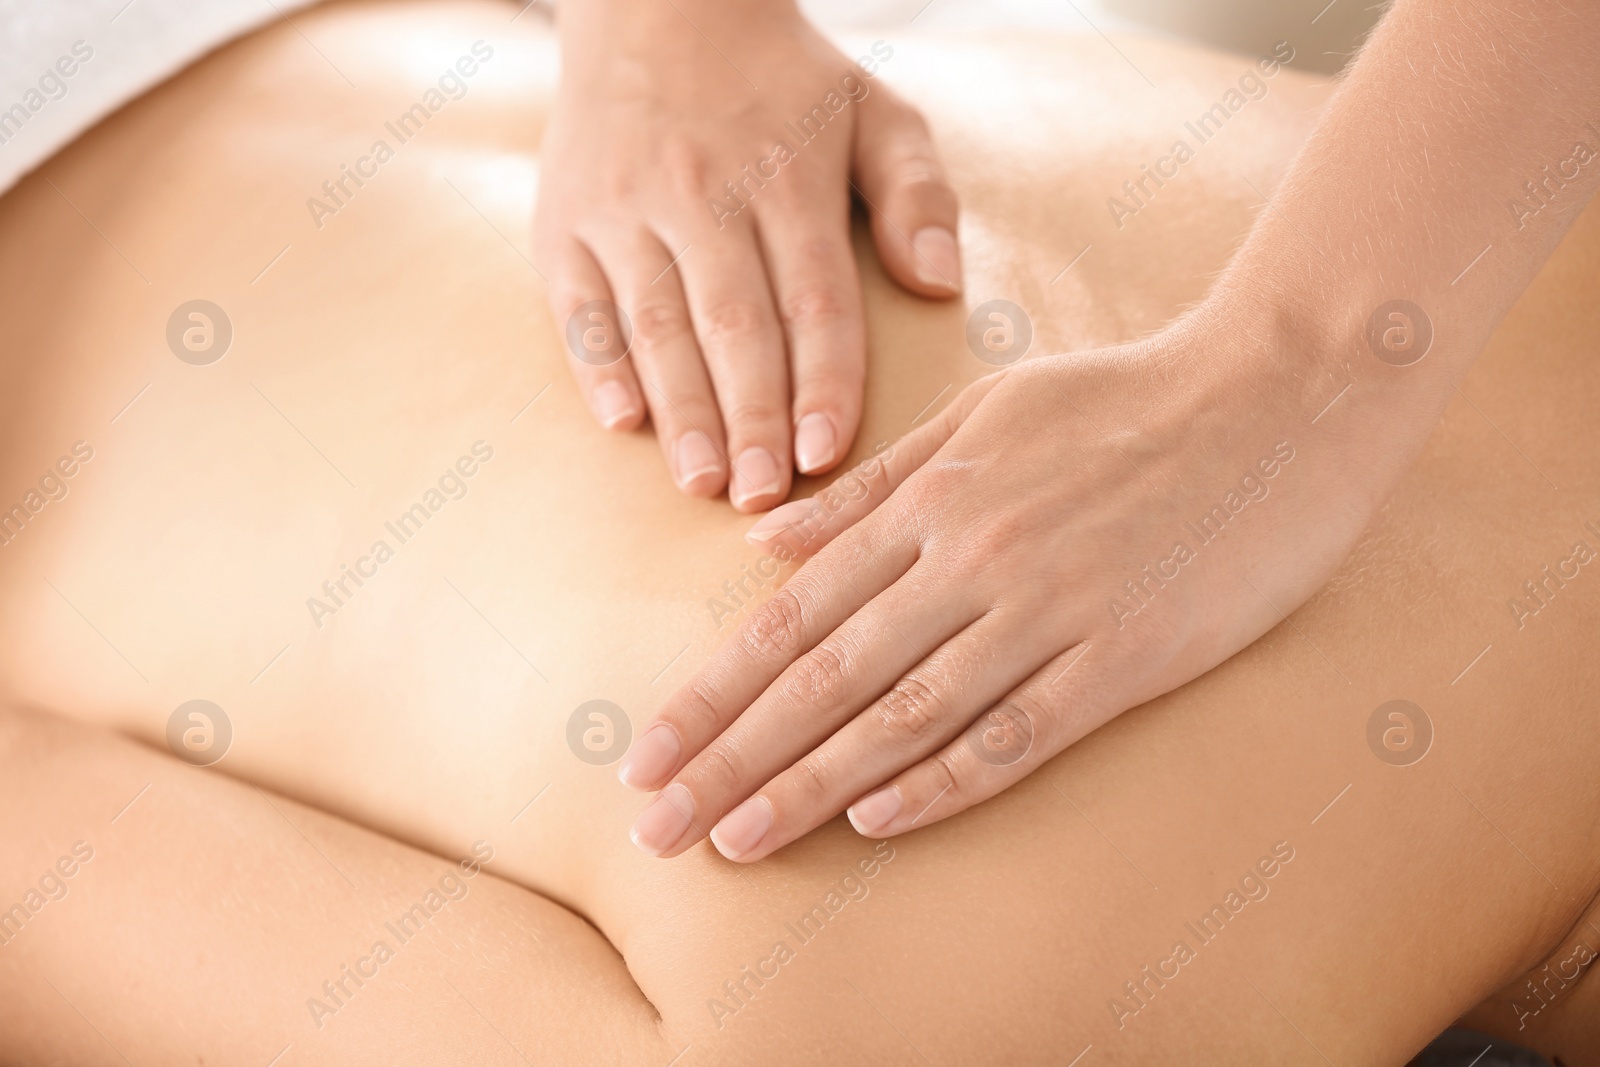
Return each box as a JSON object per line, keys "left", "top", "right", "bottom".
{"left": 0, "top": 0, "right": 318, "bottom": 196}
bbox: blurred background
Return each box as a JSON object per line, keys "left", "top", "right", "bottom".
{"left": 802, "top": 0, "right": 1384, "bottom": 74}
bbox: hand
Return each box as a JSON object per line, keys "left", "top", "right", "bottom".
{"left": 534, "top": 0, "right": 961, "bottom": 511}
{"left": 617, "top": 314, "right": 1383, "bottom": 860}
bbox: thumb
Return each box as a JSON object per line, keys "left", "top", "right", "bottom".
{"left": 851, "top": 85, "right": 963, "bottom": 299}
{"left": 742, "top": 371, "right": 1003, "bottom": 558}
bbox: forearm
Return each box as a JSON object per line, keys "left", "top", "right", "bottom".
{"left": 1208, "top": 0, "right": 1600, "bottom": 476}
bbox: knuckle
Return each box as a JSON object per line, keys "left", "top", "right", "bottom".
{"left": 722, "top": 399, "right": 787, "bottom": 430}
{"left": 659, "top": 137, "right": 712, "bottom": 196}
{"left": 597, "top": 169, "right": 635, "bottom": 204}
{"left": 939, "top": 512, "right": 1026, "bottom": 574}
{"left": 1012, "top": 695, "right": 1049, "bottom": 732}
{"left": 672, "top": 679, "right": 725, "bottom": 738}
{"left": 900, "top": 471, "right": 965, "bottom": 544}
{"left": 971, "top": 521, "right": 1024, "bottom": 567}
{"left": 895, "top": 159, "right": 947, "bottom": 193}
{"left": 790, "top": 752, "right": 832, "bottom": 803}
{"left": 761, "top": 185, "right": 821, "bottom": 219}
{"left": 700, "top": 298, "right": 768, "bottom": 345}
{"left": 877, "top": 120, "right": 950, "bottom": 192}
{"left": 779, "top": 283, "right": 851, "bottom": 332}
{"left": 967, "top": 699, "right": 1042, "bottom": 768}
{"left": 1136, "top": 600, "right": 1192, "bottom": 649}
{"left": 740, "top": 590, "right": 806, "bottom": 660}
{"left": 631, "top": 301, "right": 694, "bottom": 350}
{"left": 695, "top": 741, "right": 743, "bottom": 792}
{"left": 884, "top": 151, "right": 957, "bottom": 217}
{"left": 784, "top": 232, "right": 844, "bottom": 269}
{"left": 910, "top": 460, "right": 964, "bottom": 500}
{"left": 876, "top": 676, "right": 944, "bottom": 745}
{"left": 783, "top": 642, "right": 852, "bottom": 710}
{"left": 872, "top": 105, "right": 941, "bottom": 179}
{"left": 1005, "top": 692, "right": 1051, "bottom": 741}
{"left": 926, "top": 749, "right": 963, "bottom": 800}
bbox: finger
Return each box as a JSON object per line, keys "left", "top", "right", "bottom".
{"left": 658, "top": 564, "right": 989, "bottom": 860}
{"left": 592, "top": 230, "right": 729, "bottom": 496}
{"left": 851, "top": 86, "right": 962, "bottom": 299}
{"left": 845, "top": 638, "right": 1111, "bottom": 838}
{"left": 743, "top": 371, "right": 1005, "bottom": 558}
{"left": 547, "top": 236, "right": 646, "bottom": 431}
{"left": 754, "top": 190, "right": 864, "bottom": 476}
{"left": 621, "top": 373, "right": 1005, "bottom": 849}
{"left": 709, "top": 610, "right": 1054, "bottom": 862}
{"left": 618, "top": 513, "right": 922, "bottom": 797}
{"left": 675, "top": 227, "right": 792, "bottom": 512}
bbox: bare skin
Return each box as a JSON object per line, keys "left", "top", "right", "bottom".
{"left": 537, "top": 0, "right": 962, "bottom": 508}
{"left": 0, "top": 2, "right": 1597, "bottom": 1064}
{"left": 627, "top": 0, "right": 1600, "bottom": 864}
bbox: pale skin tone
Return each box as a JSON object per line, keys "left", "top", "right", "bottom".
{"left": 619, "top": 0, "right": 1600, "bottom": 861}
{"left": 535, "top": 0, "right": 962, "bottom": 510}
{"left": 2, "top": 7, "right": 1600, "bottom": 1058}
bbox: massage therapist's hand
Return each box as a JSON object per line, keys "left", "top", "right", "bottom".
{"left": 611, "top": 0, "right": 1600, "bottom": 860}
{"left": 534, "top": 0, "right": 961, "bottom": 511}
{"left": 617, "top": 313, "right": 1390, "bottom": 860}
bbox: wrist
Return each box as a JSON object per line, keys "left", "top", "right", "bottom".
{"left": 1161, "top": 287, "right": 1346, "bottom": 430}
{"left": 1191, "top": 263, "right": 1459, "bottom": 417}
{"left": 1170, "top": 268, "right": 1451, "bottom": 521}
{"left": 557, "top": 0, "right": 800, "bottom": 69}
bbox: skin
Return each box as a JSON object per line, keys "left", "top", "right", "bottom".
{"left": 1, "top": 3, "right": 1599, "bottom": 1063}
{"left": 622, "top": 0, "right": 1600, "bottom": 864}
{"left": 535, "top": 0, "right": 962, "bottom": 510}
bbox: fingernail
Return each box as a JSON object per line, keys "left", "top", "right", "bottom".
{"left": 629, "top": 783, "right": 696, "bottom": 857}
{"left": 674, "top": 431, "right": 723, "bottom": 491}
{"left": 730, "top": 447, "right": 781, "bottom": 508}
{"left": 794, "top": 412, "right": 837, "bottom": 474}
{"left": 746, "top": 498, "right": 821, "bottom": 544}
{"left": 592, "top": 380, "right": 636, "bottom": 429}
{"left": 618, "top": 723, "right": 681, "bottom": 790}
{"left": 710, "top": 796, "right": 774, "bottom": 860}
{"left": 847, "top": 786, "right": 902, "bottom": 835}
{"left": 911, "top": 227, "right": 962, "bottom": 294}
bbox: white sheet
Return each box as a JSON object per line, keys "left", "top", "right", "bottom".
{"left": 0, "top": 0, "right": 318, "bottom": 196}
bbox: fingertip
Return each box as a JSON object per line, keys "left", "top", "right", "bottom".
{"left": 673, "top": 430, "right": 729, "bottom": 497}
{"left": 853, "top": 99, "right": 963, "bottom": 299}
{"left": 709, "top": 795, "right": 774, "bottom": 862}
{"left": 618, "top": 722, "right": 682, "bottom": 792}
{"left": 628, "top": 783, "right": 696, "bottom": 858}
{"left": 590, "top": 379, "right": 645, "bottom": 432}
{"left": 729, "top": 446, "right": 787, "bottom": 513}
{"left": 847, "top": 785, "right": 903, "bottom": 836}
{"left": 909, "top": 226, "right": 963, "bottom": 296}
{"left": 794, "top": 411, "right": 839, "bottom": 474}
{"left": 680, "top": 473, "right": 728, "bottom": 499}
{"left": 745, "top": 497, "right": 824, "bottom": 546}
